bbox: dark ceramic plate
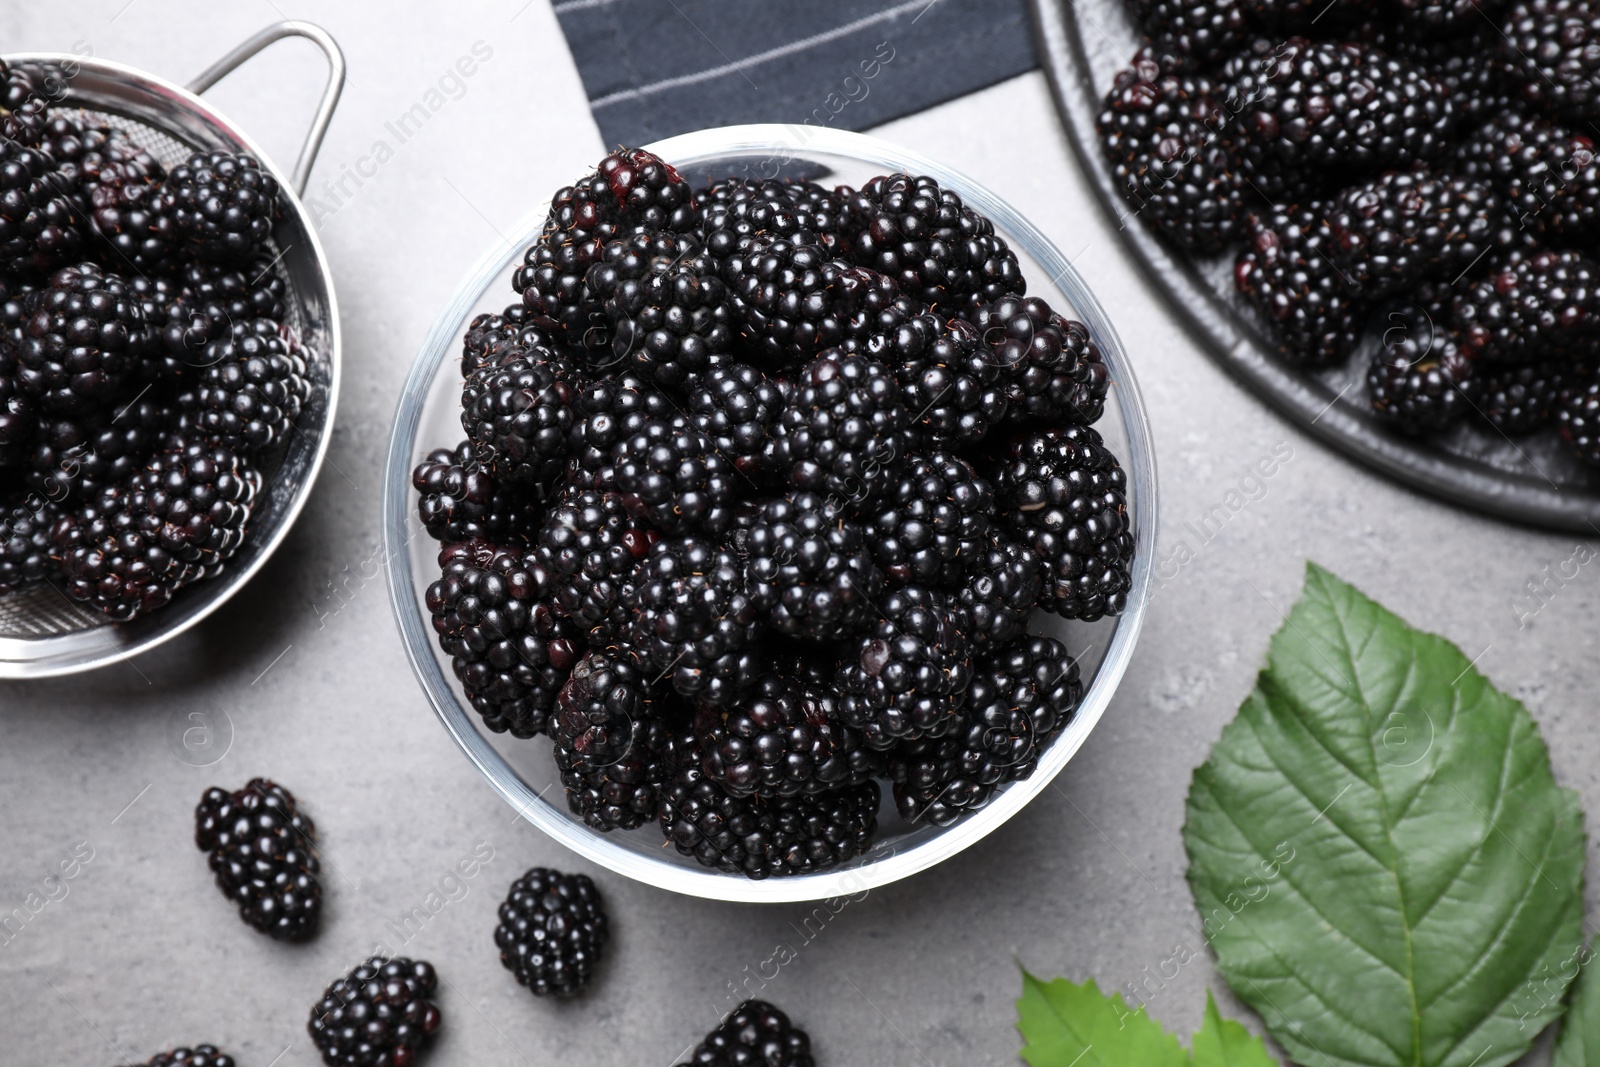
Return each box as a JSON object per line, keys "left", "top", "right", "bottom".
{"left": 1027, "top": 0, "right": 1600, "bottom": 531}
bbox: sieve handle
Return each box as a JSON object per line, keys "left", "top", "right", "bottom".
{"left": 186, "top": 21, "right": 346, "bottom": 197}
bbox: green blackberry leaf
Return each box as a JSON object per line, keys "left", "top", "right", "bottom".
{"left": 1555, "top": 944, "right": 1600, "bottom": 1067}
{"left": 1016, "top": 971, "right": 1187, "bottom": 1067}
{"left": 1190, "top": 991, "right": 1276, "bottom": 1067}
{"left": 1184, "top": 562, "right": 1586, "bottom": 1067}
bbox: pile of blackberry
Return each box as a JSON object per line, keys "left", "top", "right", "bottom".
{"left": 416, "top": 147, "right": 1130, "bottom": 878}
{"left": 1102, "top": 1, "right": 1600, "bottom": 463}
{"left": 0, "top": 63, "right": 308, "bottom": 617}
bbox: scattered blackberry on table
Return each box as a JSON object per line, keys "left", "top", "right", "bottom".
{"left": 674, "top": 1000, "right": 815, "bottom": 1067}
{"left": 194, "top": 777, "right": 321, "bottom": 941}
{"left": 629, "top": 536, "right": 760, "bottom": 705}
{"left": 595, "top": 233, "right": 732, "bottom": 388}
{"left": 461, "top": 303, "right": 566, "bottom": 377}
{"left": 557, "top": 715, "right": 679, "bottom": 832}
{"left": 0, "top": 138, "right": 81, "bottom": 274}
{"left": 889, "top": 634, "right": 1081, "bottom": 827}
{"left": 426, "top": 540, "right": 579, "bottom": 738}
{"left": 180, "top": 318, "right": 311, "bottom": 453}
{"left": 126, "top": 1046, "right": 237, "bottom": 1067}
{"left": 1235, "top": 205, "right": 1368, "bottom": 365}
{"left": 957, "top": 536, "right": 1043, "bottom": 650}
{"left": 880, "top": 312, "right": 1007, "bottom": 445}
{"left": 308, "top": 956, "right": 441, "bottom": 1067}
{"left": 745, "top": 491, "right": 883, "bottom": 639}
{"left": 776, "top": 350, "right": 911, "bottom": 502}
{"left": 460, "top": 345, "right": 577, "bottom": 488}
{"left": 997, "top": 425, "right": 1135, "bottom": 621}
{"left": 1123, "top": 0, "right": 1250, "bottom": 65}
{"left": 686, "top": 363, "right": 788, "bottom": 481}
{"left": 696, "top": 669, "right": 877, "bottom": 797}
{"left": 1454, "top": 113, "right": 1599, "bottom": 244}
{"left": 971, "top": 295, "right": 1110, "bottom": 425}
{"left": 659, "top": 760, "right": 881, "bottom": 877}
{"left": 533, "top": 489, "right": 654, "bottom": 641}
{"left": 412, "top": 440, "right": 542, "bottom": 544}
{"left": 1479, "top": 361, "right": 1571, "bottom": 433}
{"left": 1500, "top": 0, "right": 1600, "bottom": 124}
{"left": 0, "top": 496, "right": 54, "bottom": 594}
{"left": 862, "top": 451, "right": 993, "bottom": 588}
{"left": 613, "top": 419, "right": 738, "bottom": 534}
{"left": 164, "top": 151, "right": 279, "bottom": 264}
{"left": 552, "top": 647, "right": 653, "bottom": 774}
{"left": 494, "top": 867, "right": 608, "bottom": 998}
{"left": 16, "top": 262, "right": 146, "bottom": 415}
{"left": 837, "top": 586, "right": 972, "bottom": 748}
{"left": 1453, "top": 249, "right": 1600, "bottom": 362}
{"left": 1367, "top": 312, "right": 1479, "bottom": 433}
{"left": 1558, "top": 374, "right": 1600, "bottom": 465}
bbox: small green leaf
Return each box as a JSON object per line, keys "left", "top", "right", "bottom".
{"left": 1554, "top": 944, "right": 1600, "bottom": 1067}
{"left": 1184, "top": 562, "right": 1586, "bottom": 1067}
{"left": 1191, "top": 991, "right": 1277, "bottom": 1067}
{"left": 1017, "top": 970, "right": 1187, "bottom": 1067}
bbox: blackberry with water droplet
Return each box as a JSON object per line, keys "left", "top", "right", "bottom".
{"left": 308, "top": 956, "right": 440, "bottom": 1067}
{"left": 460, "top": 346, "right": 577, "bottom": 488}
{"left": 534, "top": 488, "right": 654, "bottom": 640}
{"left": 495, "top": 867, "right": 608, "bottom": 998}
{"left": 775, "top": 350, "right": 911, "bottom": 502}
{"left": 971, "top": 295, "right": 1110, "bottom": 425}
{"left": 629, "top": 536, "right": 760, "bottom": 706}
{"left": 837, "top": 586, "right": 972, "bottom": 748}
{"left": 194, "top": 777, "right": 321, "bottom": 941}
{"left": 412, "top": 439, "right": 543, "bottom": 544}
{"left": 695, "top": 669, "right": 877, "bottom": 797}
{"left": 862, "top": 451, "right": 993, "bottom": 588}
{"left": 745, "top": 491, "right": 884, "bottom": 639}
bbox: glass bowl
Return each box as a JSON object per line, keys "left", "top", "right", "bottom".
{"left": 382, "top": 125, "right": 1158, "bottom": 903}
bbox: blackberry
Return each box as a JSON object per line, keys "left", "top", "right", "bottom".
{"left": 552, "top": 647, "right": 654, "bottom": 774}
{"left": 1221, "top": 38, "right": 1456, "bottom": 177}
{"left": 557, "top": 715, "right": 679, "bottom": 832}
{"left": 997, "top": 425, "right": 1135, "bottom": 621}
{"left": 194, "top": 778, "right": 321, "bottom": 941}
{"left": 686, "top": 363, "right": 788, "bottom": 481}
{"left": 84, "top": 143, "right": 174, "bottom": 273}
{"left": 0, "top": 60, "right": 49, "bottom": 145}
{"left": 745, "top": 491, "right": 884, "bottom": 639}
{"left": 412, "top": 439, "right": 543, "bottom": 544}
{"left": 837, "top": 586, "right": 972, "bottom": 748}
{"left": 699, "top": 178, "right": 855, "bottom": 257}
{"left": 674, "top": 1001, "right": 815, "bottom": 1067}
{"left": 165, "top": 151, "right": 279, "bottom": 263}
{"left": 461, "top": 303, "right": 566, "bottom": 377}
{"left": 494, "top": 867, "right": 608, "bottom": 998}
{"left": 1097, "top": 50, "right": 1246, "bottom": 253}
{"left": 0, "top": 137, "right": 81, "bottom": 273}
{"left": 52, "top": 436, "right": 260, "bottom": 620}
{"left": 775, "top": 351, "right": 911, "bottom": 503}
{"left": 658, "top": 761, "right": 880, "bottom": 877}
{"left": 1501, "top": 0, "right": 1600, "bottom": 123}
{"left": 971, "top": 295, "right": 1110, "bottom": 426}
{"left": 158, "top": 257, "right": 290, "bottom": 363}
{"left": 957, "top": 536, "right": 1043, "bottom": 649}
{"left": 16, "top": 262, "right": 146, "bottom": 415}
{"left": 566, "top": 371, "right": 676, "bottom": 488}
{"left": 889, "top": 635, "right": 1081, "bottom": 826}
{"left": 1454, "top": 113, "right": 1600, "bottom": 244}
{"left": 0, "top": 496, "right": 55, "bottom": 594}
{"left": 181, "top": 318, "right": 311, "bottom": 454}
{"left": 1328, "top": 167, "right": 1509, "bottom": 300}
{"left": 534, "top": 489, "right": 655, "bottom": 640}
{"left": 629, "top": 536, "right": 760, "bottom": 706}
{"left": 1453, "top": 249, "right": 1600, "bottom": 362}
{"left": 1240, "top": 0, "right": 1375, "bottom": 31}
{"left": 25, "top": 397, "right": 169, "bottom": 504}
{"left": 591, "top": 232, "right": 731, "bottom": 388}
{"left": 1235, "top": 205, "right": 1368, "bottom": 365}
{"left": 1394, "top": 0, "right": 1509, "bottom": 35}
{"left": 307, "top": 956, "right": 440, "bottom": 1067}
{"left": 1367, "top": 310, "right": 1479, "bottom": 433}
{"left": 0, "top": 342, "right": 35, "bottom": 464}
{"left": 613, "top": 420, "right": 738, "bottom": 534}
{"left": 1558, "top": 375, "right": 1600, "bottom": 465}
{"left": 1479, "top": 360, "right": 1570, "bottom": 432}
{"left": 425, "top": 540, "right": 580, "bottom": 738}
{"left": 695, "top": 670, "right": 877, "bottom": 797}
{"left": 720, "top": 232, "right": 857, "bottom": 366}
{"left": 460, "top": 346, "right": 577, "bottom": 488}
{"left": 861, "top": 452, "right": 993, "bottom": 588}
{"left": 878, "top": 311, "right": 1006, "bottom": 445}
{"left": 127, "top": 1047, "right": 237, "bottom": 1067}
{"left": 1124, "top": 0, "right": 1250, "bottom": 65}
{"left": 1388, "top": 27, "right": 1514, "bottom": 124}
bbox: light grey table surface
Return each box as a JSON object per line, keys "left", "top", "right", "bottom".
{"left": 3, "top": 3, "right": 1596, "bottom": 1065}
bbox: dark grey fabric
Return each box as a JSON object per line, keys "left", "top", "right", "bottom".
{"left": 553, "top": 0, "right": 1038, "bottom": 147}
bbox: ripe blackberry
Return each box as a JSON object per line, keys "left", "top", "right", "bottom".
{"left": 164, "top": 151, "right": 279, "bottom": 263}
{"left": 1386, "top": 27, "right": 1514, "bottom": 124}
{"left": 127, "top": 1047, "right": 237, "bottom": 1067}
{"left": 877, "top": 311, "right": 1006, "bottom": 446}
{"left": 0, "top": 60, "right": 50, "bottom": 145}
{"left": 1222, "top": 38, "right": 1456, "bottom": 177}
{"left": 557, "top": 715, "right": 679, "bottom": 832}
{"left": 658, "top": 761, "right": 880, "bottom": 877}
{"left": 425, "top": 540, "right": 580, "bottom": 738}
{"left": 25, "top": 397, "right": 169, "bottom": 504}
{"left": 675, "top": 1000, "right": 815, "bottom": 1067}
{"left": 156, "top": 258, "right": 291, "bottom": 377}
{"left": 534, "top": 489, "right": 654, "bottom": 640}
{"left": 745, "top": 491, "right": 884, "bottom": 638}
{"left": 1235, "top": 206, "right": 1368, "bottom": 365}
{"left": 1557, "top": 375, "right": 1600, "bottom": 465}
{"left": 1124, "top": 0, "right": 1250, "bottom": 65}
{"left": 1453, "top": 250, "right": 1600, "bottom": 362}
{"left": 686, "top": 363, "right": 788, "bottom": 481}
{"left": 494, "top": 867, "right": 608, "bottom": 998}
{"left": 194, "top": 778, "right": 321, "bottom": 941}
{"left": 957, "top": 536, "right": 1043, "bottom": 649}
{"left": 181, "top": 318, "right": 311, "bottom": 454}
{"left": 971, "top": 295, "right": 1110, "bottom": 426}
{"left": 592, "top": 232, "right": 732, "bottom": 388}
{"left": 695, "top": 670, "right": 877, "bottom": 797}
{"left": 613, "top": 420, "right": 738, "bottom": 534}
{"left": 460, "top": 346, "right": 577, "bottom": 488}
{"left": 720, "top": 232, "right": 857, "bottom": 366}
{"left": 889, "top": 635, "right": 1080, "bottom": 826}
{"left": 862, "top": 452, "right": 993, "bottom": 588}
{"left": 0, "top": 138, "right": 81, "bottom": 273}
{"left": 1367, "top": 311, "right": 1479, "bottom": 433}
{"left": 837, "top": 586, "right": 972, "bottom": 748}
{"left": 1097, "top": 50, "right": 1245, "bottom": 254}
{"left": 1328, "top": 168, "right": 1509, "bottom": 300}
{"left": 1454, "top": 113, "right": 1599, "bottom": 244}
{"left": 84, "top": 144, "right": 174, "bottom": 273}
{"left": 1501, "top": 0, "right": 1600, "bottom": 123}
{"left": 412, "top": 439, "right": 542, "bottom": 544}
{"left": 1393, "top": 0, "right": 1509, "bottom": 34}
{"left": 775, "top": 351, "right": 911, "bottom": 502}
{"left": 566, "top": 370, "right": 676, "bottom": 488}
{"left": 307, "top": 956, "right": 440, "bottom": 1067}
{"left": 997, "top": 425, "right": 1135, "bottom": 621}
{"left": 0, "top": 496, "right": 55, "bottom": 594}
{"left": 629, "top": 536, "right": 760, "bottom": 706}
{"left": 699, "top": 177, "right": 855, "bottom": 257}
{"left": 552, "top": 647, "right": 654, "bottom": 774}
{"left": 1240, "top": 0, "right": 1374, "bottom": 31}
{"left": 52, "top": 436, "right": 260, "bottom": 620}
{"left": 461, "top": 303, "right": 566, "bottom": 377}
{"left": 17, "top": 262, "right": 146, "bottom": 415}
{"left": 1479, "top": 361, "right": 1570, "bottom": 432}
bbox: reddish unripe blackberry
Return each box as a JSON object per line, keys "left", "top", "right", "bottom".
{"left": 837, "top": 586, "right": 972, "bottom": 748}
{"left": 412, "top": 439, "right": 543, "bottom": 545}
{"left": 613, "top": 419, "right": 738, "bottom": 535}
{"left": 595, "top": 234, "right": 732, "bottom": 388}
{"left": 1124, "top": 0, "right": 1250, "bottom": 65}
{"left": 629, "top": 536, "right": 761, "bottom": 706}
{"left": 1454, "top": 112, "right": 1600, "bottom": 244}
{"left": 745, "top": 491, "right": 884, "bottom": 639}
{"left": 997, "top": 425, "right": 1135, "bottom": 621}
{"left": 889, "top": 634, "right": 1081, "bottom": 826}
{"left": 695, "top": 670, "right": 877, "bottom": 797}
{"left": 1479, "top": 361, "right": 1570, "bottom": 433}
{"left": 307, "top": 956, "right": 440, "bottom": 1067}
{"left": 0, "top": 495, "right": 55, "bottom": 594}
{"left": 494, "top": 867, "right": 608, "bottom": 998}
{"left": 460, "top": 346, "right": 577, "bottom": 488}
{"left": 127, "top": 1047, "right": 236, "bottom": 1067}
{"left": 1367, "top": 309, "right": 1479, "bottom": 433}
{"left": 557, "top": 715, "right": 679, "bottom": 832}
{"left": 971, "top": 295, "right": 1110, "bottom": 425}
{"left": 674, "top": 1000, "right": 816, "bottom": 1067}
{"left": 686, "top": 363, "right": 788, "bottom": 482}
{"left": 194, "top": 778, "right": 321, "bottom": 941}
{"left": 534, "top": 489, "right": 654, "bottom": 641}
{"left": 957, "top": 536, "right": 1043, "bottom": 649}
{"left": 461, "top": 303, "right": 566, "bottom": 377}
{"left": 425, "top": 540, "right": 580, "bottom": 738}
{"left": 1557, "top": 374, "right": 1600, "bottom": 466}
{"left": 1235, "top": 206, "right": 1368, "bottom": 365}
{"left": 165, "top": 151, "right": 279, "bottom": 263}
{"left": 182, "top": 317, "right": 311, "bottom": 454}
{"left": 1452, "top": 249, "right": 1600, "bottom": 362}
{"left": 566, "top": 370, "right": 676, "bottom": 488}
{"left": 1500, "top": 0, "right": 1600, "bottom": 123}
{"left": 862, "top": 451, "right": 993, "bottom": 588}
{"left": 877, "top": 312, "right": 1006, "bottom": 446}
{"left": 552, "top": 647, "right": 654, "bottom": 774}
{"left": 17, "top": 262, "right": 146, "bottom": 414}
{"left": 0, "top": 138, "right": 82, "bottom": 274}
{"left": 775, "top": 350, "right": 911, "bottom": 502}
